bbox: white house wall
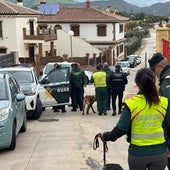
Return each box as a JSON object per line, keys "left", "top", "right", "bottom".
{"left": 115, "top": 23, "right": 125, "bottom": 41}
{"left": 49, "top": 23, "right": 124, "bottom": 42}
{"left": 15, "top": 16, "right": 38, "bottom": 58}
{"left": 0, "top": 15, "right": 39, "bottom": 58}
{"left": 42, "top": 29, "right": 101, "bottom": 58}
{"left": 0, "top": 17, "right": 17, "bottom": 52}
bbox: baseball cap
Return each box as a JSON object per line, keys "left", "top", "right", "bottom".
{"left": 148, "top": 52, "right": 164, "bottom": 68}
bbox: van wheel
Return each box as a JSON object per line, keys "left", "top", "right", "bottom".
{"left": 32, "top": 98, "right": 42, "bottom": 119}
{"left": 8, "top": 122, "right": 16, "bottom": 150}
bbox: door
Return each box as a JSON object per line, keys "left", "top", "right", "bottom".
{"left": 39, "top": 67, "right": 70, "bottom": 107}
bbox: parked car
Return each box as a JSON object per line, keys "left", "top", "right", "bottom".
{"left": 136, "top": 55, "right": 141, "bottom": 64}
{"left": 127, "top": 55, "right": 138, "bottom": 68}
{"left": 39, "top": 66, "right": 70, "bottom": 108}
{"left": 0, "top": 73, "right": 26, "bottom": 150}
{"left": 109, "top": 65, "right": 115, "bottom": 72}
{"left": 0, "top": 65, "right": 42, "bottom": 119}
{"left": 115, "top": 61, "right": 130, "bottom": 75}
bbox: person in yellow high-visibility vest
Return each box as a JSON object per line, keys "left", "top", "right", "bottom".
{"left": 91, "top": 63, "right": 107, "bottom": 116}
{"left": 97, "top": 68, "right": 170, "bottom": 170}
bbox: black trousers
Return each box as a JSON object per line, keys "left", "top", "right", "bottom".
{"left": 111, "top": 88, "right": 124, "bottom": 112}
{"left": 107, "top": 87, "right": 112, "bottom": 109}
{"left": 71, "top": 86, "right": 83, "bottom": 111}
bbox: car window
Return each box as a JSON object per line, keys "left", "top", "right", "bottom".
{"left": 44, "top": 65, "right": 54, "bottom": 74}
{"left": 44, "top": 64, "right": 72, "bottom": 75}
{"left": 1, "top": 71, "right": 33, "bottom": 83}
{"left": 9, "top": 77, "right": 20, "bottom": 101}
{"left": 117, "top": 62, "right": 126, "bottom": 67}
{"left": 46, "top": 67, "right": 69, "bottom": 83}
{"left": 0, "top": 78, "right": 7, "bottom": 100}
{"left": 32, "top": 69, "right": 39, "bottom": 84}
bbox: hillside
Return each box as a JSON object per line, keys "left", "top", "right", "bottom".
{"left": 6, "top": 0, "right": 170, "bottom": 16}
{"left": 78, "top": 0, "right": 170, "bottom": 16}
{"left": 7, "top": 0, "right": 78, "bottom": 8}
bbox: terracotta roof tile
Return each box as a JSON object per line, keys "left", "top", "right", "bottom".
{"left": 0, "top": 1, "right": 40, "bottom": 15}
{"left": 39, "top": 6, "right": 128, "bottom": 23}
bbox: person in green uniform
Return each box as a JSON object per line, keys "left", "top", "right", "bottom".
{"left": 97, "top": 68, "right": 170, "bottom": 170}
{"left": 102, "top": 63, "right": 113, "bottom": 110}
{"left": 91, "top": 63, "right": 107, "bottom": 116}
{"left": 148, "top": 52, "right": 170, "bottom": 169}
{"left": 69, "top": 63, "right": 87, "bottom": 112}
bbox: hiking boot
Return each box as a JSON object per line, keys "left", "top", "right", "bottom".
{"left": 112, "top": 111, "right": 116, "bottom": 116}
{"left": 103, "top": 112, "right": 107, "bottom": 115}
{"left": 98, "top": 112, "right": 102, "bottom": 116}
{"left": 71, "top": 109, "right": 77, "bottom": 112}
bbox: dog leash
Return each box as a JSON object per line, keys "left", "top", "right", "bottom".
{"left": 93, "top": 133, "right": 108, "bottom": 165}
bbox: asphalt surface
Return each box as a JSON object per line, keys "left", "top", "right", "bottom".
{"left": 1, "top": 29, "right": 168, "bottom": 170}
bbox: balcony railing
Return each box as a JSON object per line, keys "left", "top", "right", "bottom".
{"left": 23, "top": 27, "right": 57, "bottom": 41}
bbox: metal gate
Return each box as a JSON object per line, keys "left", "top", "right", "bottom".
{"left": 163, "top": 39, "right": 170, "bottom": 63}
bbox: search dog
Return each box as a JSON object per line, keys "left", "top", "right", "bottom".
{"left": 82, "top": 95, "right": 96, "bottom": 115}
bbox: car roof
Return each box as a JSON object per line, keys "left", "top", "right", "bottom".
{"left": 129, "top": 55, "right": 139, "bottom": 57}
{"left": 116, "top": 61, "right": 129, "bottom": 63}
{"left": 45, "top": 61, "right": 75, "bottom": 66}
{"left": 0, "top": 67, "right": 32, "bottom": 71}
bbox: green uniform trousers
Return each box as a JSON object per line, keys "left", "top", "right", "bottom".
{"left": 95, "top": 86, "right": 107, "bottom": 114}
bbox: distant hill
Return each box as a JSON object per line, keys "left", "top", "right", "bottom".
{"left": 78, "top": 0, "right": 170, "bottom": 16}
{"left": 6, "top": 0, "right": 170, "bottom": 16}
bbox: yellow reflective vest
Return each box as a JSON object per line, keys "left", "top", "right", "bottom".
{"left": 125, "top": 94, "right": 168, "bottom": 146}
{"left": 92, "top": 71, "right": 106, "bottom": 87}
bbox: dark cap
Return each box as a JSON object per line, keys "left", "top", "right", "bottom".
{"left": 148, "top": 52, "right": 164, "bottom": 68}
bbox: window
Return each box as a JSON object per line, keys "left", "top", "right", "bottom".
{"left": 54, "top": 25, "right": 62, "bottom": 30}
{"left": 38, "top": 24, "right": 48, "bottom": 29}
{"left": 0, "top": 21, "right": 3, "bottom": 37}
{"left": 70, "top": 24, "right": 80, "bottom": 36}
{"left": 29, "top": 20, "right": 34, "bottom": 35}
{"left": 119, "top": 24, "right": 124, "bottom": 33}
{"left": 119, "top": 44, "right": 124, "bottom": 53}
{"left": 97, "top": 24, "right": 106, "bottom": 36}
{"left": 117, "top": 44, "right": 124, "bottom": 56}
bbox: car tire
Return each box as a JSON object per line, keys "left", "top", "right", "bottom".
{"left": 20, "top": 113, "right": 27, "bottom": 133}
{"left": 8, "top": 122, "right": 16, "bottom": 150}
{"left": 32, "top": 98, "right": 42, "bottom": 119}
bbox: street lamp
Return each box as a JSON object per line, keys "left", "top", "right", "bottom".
{"left": 68, "top": 30, "right": 74, "bottom": 62}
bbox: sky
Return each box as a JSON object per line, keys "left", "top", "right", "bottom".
{"left": 75, "top": 0, "right": 170, "bottom": 7}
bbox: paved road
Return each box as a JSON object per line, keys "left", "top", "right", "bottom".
{"left": 1, "top": 29, "right": 167, "bottom": 170}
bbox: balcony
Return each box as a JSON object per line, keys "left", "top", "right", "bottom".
{"left": 23, "top": 27, "right": 57, "bottom": 42}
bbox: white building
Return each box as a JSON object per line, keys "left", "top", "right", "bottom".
{"left": 0, "top": 0, "right": 57, "bottom": 64}
{"left": 38, "top": 0, "right": 128, "bottom": 64}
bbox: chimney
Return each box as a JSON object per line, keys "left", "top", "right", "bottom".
{"left": 40, "top": 0, "right": 46, "bottom": 4}
{"left": 86, "top": 0, "right": 90, "bottom": 8}
{"left": 17, "top": 0, "right": 23, "bottom": 6}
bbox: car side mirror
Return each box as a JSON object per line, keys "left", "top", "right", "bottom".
{"left": 16, "top": 93, "right": 25, "bottom": 101}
